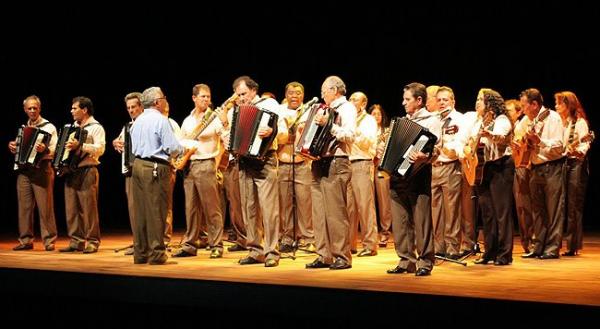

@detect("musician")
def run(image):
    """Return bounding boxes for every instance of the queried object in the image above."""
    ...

[232,76,288,268]
[516,88,565,259]
[305,75,356,270]
[555,91,591,256]
[277,81,315,253]
[112,92,144,256]
[426,85,440,112]
[369,104,392,247]
[348,91,378,257]
[468,89,514,266]
[430,86,464,259]
[173,84,226,259]
[59,96,106,254]
[506,99,534,253]
[130,87,184,265]
[385,82,441,276]
[8,95,58,251]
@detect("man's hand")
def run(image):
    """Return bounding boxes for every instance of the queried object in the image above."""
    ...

[66,139,80,151]
[314,112,329,126]
[113,138,124,153]
[408,150,429,163]
[35,143,47,153]
[258,126,273,138]
[8,141,17,154]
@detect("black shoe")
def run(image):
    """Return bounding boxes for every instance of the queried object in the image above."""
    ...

[45,244,55,251]
[12,244,33,251]
[562,250,578,257]
[357,248,377,257]
[149,254,168,265]
[474,258,492,265]
[171,249,195,257]
[265,259,279,267]
[415,268,431,276]
[305,258,330,269]
[538,253,559,260]
[83,245,98,254]
[209,248,223,259]
[329,258,351,270]
[238,256,261,265]
[227,244,247,252]
[521,252,538,258]
[59,246,83,252]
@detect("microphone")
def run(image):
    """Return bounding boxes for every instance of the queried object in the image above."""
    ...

[303,97,319,108]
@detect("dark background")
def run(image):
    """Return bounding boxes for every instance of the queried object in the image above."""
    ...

[2,2,599,235]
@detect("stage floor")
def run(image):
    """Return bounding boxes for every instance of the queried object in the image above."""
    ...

[1,231,599,308]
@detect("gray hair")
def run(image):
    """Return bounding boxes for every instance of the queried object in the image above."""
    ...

[23,95,41,107]
[141,87,163,108]
[323,76,346,96]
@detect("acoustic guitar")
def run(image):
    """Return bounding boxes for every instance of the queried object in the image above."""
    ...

[512,109,551,168]
[461,111,494,186]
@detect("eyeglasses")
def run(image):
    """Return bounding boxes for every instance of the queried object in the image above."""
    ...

[155,96,167,101]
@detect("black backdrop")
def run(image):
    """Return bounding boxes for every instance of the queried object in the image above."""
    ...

[2,2,599,234]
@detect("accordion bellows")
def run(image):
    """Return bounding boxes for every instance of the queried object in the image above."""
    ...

[228,104,278,158]
[14,126,51,169]
[378,117,437,179]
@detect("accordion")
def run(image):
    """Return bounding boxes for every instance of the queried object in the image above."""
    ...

[378,117,438,179]
[228,104,278,158]
[14,126,51,169]
[295,103,339,161]
[53,124,88,176]
[122,123,134,175]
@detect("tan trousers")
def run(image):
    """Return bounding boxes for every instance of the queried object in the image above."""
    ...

[125,176,135,231]
[431,161,462,255]
[181,159,223,254]
[132,159,170,263]
[239,153,280,262]
[349,160,378,251]
[460,175,478,253]
[513,167,533,252]
[64,166,100,249]
[224,160,246,248]
[278,161,314,246]
[16,160,57,247]
[163,170,176,243]
[311,157,352,264]
[374,170,392,240]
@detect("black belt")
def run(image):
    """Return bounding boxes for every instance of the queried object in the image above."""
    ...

[136,156,170,166]
[531,157,565,169]
[350,159,372,163]
[333,155,349,159]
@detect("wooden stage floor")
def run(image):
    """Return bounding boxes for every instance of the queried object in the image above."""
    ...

[1,231,599,324]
